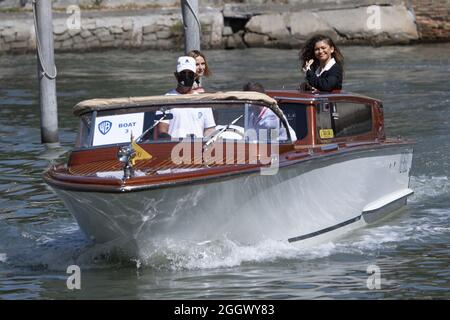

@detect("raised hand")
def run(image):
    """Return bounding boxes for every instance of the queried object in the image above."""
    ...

[302,59,314,72]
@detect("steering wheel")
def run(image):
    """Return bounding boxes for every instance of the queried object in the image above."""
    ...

[209,125,245,140]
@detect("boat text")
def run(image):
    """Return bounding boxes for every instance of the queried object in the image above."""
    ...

[174,303,275,317]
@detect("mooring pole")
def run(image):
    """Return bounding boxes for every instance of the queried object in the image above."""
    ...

[33,0,59,144]
[181,0,201,54]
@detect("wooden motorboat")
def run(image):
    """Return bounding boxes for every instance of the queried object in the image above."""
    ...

[44,90,414,255]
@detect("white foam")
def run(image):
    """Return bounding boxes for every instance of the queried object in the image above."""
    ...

[136,237,343,271]
[335,225,413,254]
[0,253,7,263]
[54,223,80,235]
[9,205,447,272]
[409,175,450,203]
[335,206,450,255]
[6,182,446,272]
[133,204,450,270]
[36,235,55,244]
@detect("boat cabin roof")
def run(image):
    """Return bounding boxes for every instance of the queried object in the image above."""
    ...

[73,91,278,116]
[266,90,382,104]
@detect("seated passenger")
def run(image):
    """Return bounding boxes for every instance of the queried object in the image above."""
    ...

[243,82,297,142]
[158,56,216,139]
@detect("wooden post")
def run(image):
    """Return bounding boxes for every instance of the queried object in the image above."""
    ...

[181,0,200,54]
[34,0,59,144]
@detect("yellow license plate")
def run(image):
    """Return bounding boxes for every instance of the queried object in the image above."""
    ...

[319,129,334,139]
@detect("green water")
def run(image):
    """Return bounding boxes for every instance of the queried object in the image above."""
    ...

[0,45,449,299]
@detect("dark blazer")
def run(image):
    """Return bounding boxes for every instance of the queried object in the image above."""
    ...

[306,62,343,92]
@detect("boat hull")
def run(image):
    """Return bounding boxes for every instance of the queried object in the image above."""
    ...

[51,145,413,255]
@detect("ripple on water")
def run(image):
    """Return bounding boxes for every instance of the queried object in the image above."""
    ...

[0,221,89,272]
[409,175,450,202]
[1,200,445,274]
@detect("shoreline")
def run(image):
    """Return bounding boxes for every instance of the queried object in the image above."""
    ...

[0,1,449,54]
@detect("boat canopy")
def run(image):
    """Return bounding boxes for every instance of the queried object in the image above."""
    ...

[73,91,278,116]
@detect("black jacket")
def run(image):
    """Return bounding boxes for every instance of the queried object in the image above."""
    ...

[306,62,343,92]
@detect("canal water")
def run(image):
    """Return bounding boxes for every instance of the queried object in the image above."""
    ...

[0,45,449,299]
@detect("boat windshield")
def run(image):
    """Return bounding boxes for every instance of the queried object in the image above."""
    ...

[75,102,296,148]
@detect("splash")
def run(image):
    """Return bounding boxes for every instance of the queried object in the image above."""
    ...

[133,237,341,271]
[4,206,448,272]
[409,175,450,203]
[334,206,449,256]
[334,225,413,254]
[2,174,447,272]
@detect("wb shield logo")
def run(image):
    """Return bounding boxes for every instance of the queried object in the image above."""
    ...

[98,121,112,135]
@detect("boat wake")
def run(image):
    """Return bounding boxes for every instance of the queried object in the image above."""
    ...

[1,175,448,272]
[142,238,312,269]
[1,208,447,272]
[408,175,450,203]
[127,175,449,270]
[135,205,448,271]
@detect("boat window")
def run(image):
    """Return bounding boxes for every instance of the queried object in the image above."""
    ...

[278,103,308,140]
[243,104,292,142]
[317,102,372,139]
[78,102,294,148]
[75,113,94,148]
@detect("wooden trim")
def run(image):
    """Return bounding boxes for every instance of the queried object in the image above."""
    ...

[46,140,414,193]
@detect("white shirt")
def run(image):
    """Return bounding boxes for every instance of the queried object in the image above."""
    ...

[160,89,216,138]
[315,57,336,77]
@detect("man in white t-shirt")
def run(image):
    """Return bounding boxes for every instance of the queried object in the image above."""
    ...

[157,56,216,139]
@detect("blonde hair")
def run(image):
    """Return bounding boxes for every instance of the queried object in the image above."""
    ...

[187,50,211,77]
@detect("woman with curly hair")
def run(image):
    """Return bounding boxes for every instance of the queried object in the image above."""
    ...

[187,50,212,93]
[299,35,344,92]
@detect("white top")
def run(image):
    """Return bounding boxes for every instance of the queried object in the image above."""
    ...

[160,89,216,138]
[315,57,336,77]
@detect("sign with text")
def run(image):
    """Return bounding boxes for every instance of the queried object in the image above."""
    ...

[93,113,144,146]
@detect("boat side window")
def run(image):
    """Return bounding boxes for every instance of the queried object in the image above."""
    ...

[213,104,245,129]
[80,103,302,147]
[210,104,246,141]
[140,111,157,141]
[278,103,308,140]
[317,101,372,139]
[75,113,94,148]
[210,103,291,143]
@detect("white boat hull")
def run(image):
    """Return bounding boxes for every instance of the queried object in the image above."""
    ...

[52,145,413,255]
